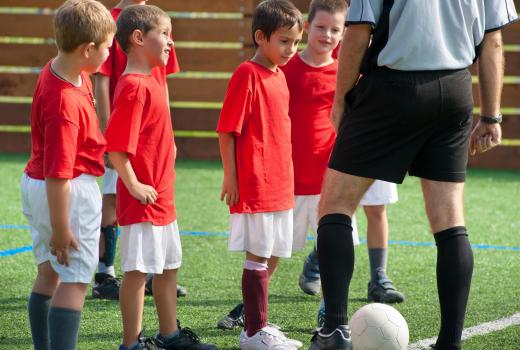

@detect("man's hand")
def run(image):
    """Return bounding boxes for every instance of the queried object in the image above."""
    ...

[50,229,79,266]
[129,182,158,205]
[469,121,502,155]
[220,175,239,207]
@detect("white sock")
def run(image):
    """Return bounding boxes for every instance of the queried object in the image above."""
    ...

[244,260,268,271]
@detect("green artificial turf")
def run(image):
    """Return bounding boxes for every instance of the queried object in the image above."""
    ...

[0,154,519,349]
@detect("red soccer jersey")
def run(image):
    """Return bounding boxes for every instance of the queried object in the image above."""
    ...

[105,74,176,226]
[217,61,294,214]
[98,8,180,108]
[281,54,337,195]
[25,61,106,180]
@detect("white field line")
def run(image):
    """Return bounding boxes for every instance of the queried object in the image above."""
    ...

[408,312,520,350]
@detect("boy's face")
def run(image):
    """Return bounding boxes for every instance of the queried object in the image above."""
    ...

[257,24,302,67]
[306,10,345,55]
[83,33,114,74]
[142,16,173,68]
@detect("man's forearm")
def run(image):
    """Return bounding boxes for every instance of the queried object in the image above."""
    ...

[334,24,372,106]
[46,178,70,235]
[478,30,504,116]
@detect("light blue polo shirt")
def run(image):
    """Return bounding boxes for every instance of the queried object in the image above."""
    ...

[348,0,519,70]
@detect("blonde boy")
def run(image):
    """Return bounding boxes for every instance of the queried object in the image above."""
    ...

[105,5,214,350]
[21,1,115,349]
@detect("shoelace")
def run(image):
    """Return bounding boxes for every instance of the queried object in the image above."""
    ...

[180,327,201,344]
[140,336,162,350]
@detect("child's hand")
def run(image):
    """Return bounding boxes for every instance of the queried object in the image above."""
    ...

[129,182,158,205]
[220,176,239,207]
[50,229,79,266]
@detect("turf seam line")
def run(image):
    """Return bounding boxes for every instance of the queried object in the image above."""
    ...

[408,312,520,349]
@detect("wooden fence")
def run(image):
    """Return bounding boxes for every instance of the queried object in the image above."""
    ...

[0,0,519,168]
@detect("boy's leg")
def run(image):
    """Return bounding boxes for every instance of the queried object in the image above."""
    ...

[153,269,178,337]
[48,283,88,350]
[364,205,405,303]
[422,179,473,350]
[119,271,147,347]
[29,261,59,350]
[243,252,270,336]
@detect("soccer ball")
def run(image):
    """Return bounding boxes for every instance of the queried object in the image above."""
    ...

[349,303,409,350]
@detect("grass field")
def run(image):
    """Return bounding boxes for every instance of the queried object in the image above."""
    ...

[0,153,519,349]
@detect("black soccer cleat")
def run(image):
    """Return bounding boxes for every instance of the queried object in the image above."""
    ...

[367,277,405,304]
[308,325,353,350]
[92,273,120,300]
[144,274,188,298]
[157,327,217,350]
[216,303,244,330]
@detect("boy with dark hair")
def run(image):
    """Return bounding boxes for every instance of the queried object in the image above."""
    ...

[105,5,214,350]
[93,0,186,300]
[21,1,115,349]
[217,1,303,349]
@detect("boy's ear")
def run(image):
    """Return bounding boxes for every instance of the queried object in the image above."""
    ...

[254,29,266,46]
[78,42,96,59]
[130,29,145,47]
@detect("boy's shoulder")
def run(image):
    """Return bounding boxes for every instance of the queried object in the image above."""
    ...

[114,74,152,102]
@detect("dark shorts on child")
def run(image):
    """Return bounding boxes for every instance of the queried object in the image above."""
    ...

[329,67,474,184]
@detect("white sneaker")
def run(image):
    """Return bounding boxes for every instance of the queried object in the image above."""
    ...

[239,325,301,350]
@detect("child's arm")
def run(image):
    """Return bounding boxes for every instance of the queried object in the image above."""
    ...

[218,132,239,206]
[46,178,79,266]
[108,152,158,205]
[94,74,111,132]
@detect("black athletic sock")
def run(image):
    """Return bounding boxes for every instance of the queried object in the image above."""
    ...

[368,248,388,283]
[434,226,473,350]
[48,307,81,350]
[100,225,118,267]
[317,213,354,331]
[28,292,51,350]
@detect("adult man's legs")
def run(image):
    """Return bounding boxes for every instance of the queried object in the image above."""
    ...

[309,169,373,349]
[422,179,473,350]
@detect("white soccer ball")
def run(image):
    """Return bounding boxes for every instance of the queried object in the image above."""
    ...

[349,303,409,350]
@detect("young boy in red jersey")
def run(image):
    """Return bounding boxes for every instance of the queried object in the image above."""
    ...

[105,5,215,350]
[217,1,303,349]
[21,1,115,349]
[93,0,186,300]
[281,0,404,330]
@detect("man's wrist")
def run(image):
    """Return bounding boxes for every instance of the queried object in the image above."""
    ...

[480,114,502,124]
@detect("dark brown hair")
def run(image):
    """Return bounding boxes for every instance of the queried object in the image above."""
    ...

[252,0,303,47]
[116,4,170,53]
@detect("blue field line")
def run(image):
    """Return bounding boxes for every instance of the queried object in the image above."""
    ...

[1,227,520,258]
[0,245,32,257]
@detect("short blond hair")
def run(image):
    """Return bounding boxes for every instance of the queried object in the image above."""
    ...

[54,0,116,52]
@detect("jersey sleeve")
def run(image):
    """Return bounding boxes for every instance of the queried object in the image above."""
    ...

[216,66,253,136]
[484,0,519,32]
[43,102,80,179]
[105,81,145,156]
[165,39,181,75]
[347,0,383,27]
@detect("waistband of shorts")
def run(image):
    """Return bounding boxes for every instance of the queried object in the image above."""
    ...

[72,174,97,182]
[368,66,469,78]
[23,173,97,182]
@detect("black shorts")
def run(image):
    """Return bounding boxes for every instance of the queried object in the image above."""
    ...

[329,68,474,184]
